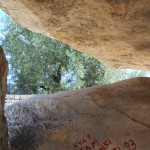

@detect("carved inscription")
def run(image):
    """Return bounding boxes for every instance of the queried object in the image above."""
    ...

[73,134,137,150]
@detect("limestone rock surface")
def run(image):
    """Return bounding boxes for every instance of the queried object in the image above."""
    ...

[0,47,8,150]
[5,77,150,150]
[0,0,150,70]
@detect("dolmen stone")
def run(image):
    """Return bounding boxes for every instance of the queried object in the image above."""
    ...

[5,77,150,150]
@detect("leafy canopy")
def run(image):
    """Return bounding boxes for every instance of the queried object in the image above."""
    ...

[3,20,107,94]
[2,16,149,94]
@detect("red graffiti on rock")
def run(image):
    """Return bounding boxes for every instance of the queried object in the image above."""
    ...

[73,134,137,150]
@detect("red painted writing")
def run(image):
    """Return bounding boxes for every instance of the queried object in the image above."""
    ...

[73,134,137,150]
[73,134,113,150]
[124,140,136,150]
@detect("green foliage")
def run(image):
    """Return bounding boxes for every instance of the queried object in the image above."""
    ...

[2,17,149,95]
[98,69,124,85]
[3,20,107,94]
[118,69,150,80]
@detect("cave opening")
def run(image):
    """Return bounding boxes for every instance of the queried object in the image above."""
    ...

[0,9,149,98]
[0,1,150,149]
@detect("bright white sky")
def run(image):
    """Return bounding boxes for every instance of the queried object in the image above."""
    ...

[0,9,6,40]
[0,9,5,26]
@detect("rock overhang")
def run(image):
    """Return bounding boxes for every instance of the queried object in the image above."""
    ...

[0,0,150,70]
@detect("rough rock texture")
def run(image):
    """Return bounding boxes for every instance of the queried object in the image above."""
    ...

[0,1,150,149]
[0,47,8,150]
[5,77,150,150]
[0,0,150,70]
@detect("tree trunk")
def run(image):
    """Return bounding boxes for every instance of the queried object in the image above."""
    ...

[0,47,8,150]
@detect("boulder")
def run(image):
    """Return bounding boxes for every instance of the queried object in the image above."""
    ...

[5,77,150,150]
[0,47,8,150]
[0,0,150,70]
[0,1,150,149]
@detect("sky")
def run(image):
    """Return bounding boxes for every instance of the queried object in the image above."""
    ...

[0,9,6,26]
[0,9,5,23]
[0,9,6,40]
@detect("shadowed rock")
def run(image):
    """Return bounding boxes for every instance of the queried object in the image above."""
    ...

[0,47,8,150]
[5,77,150,150]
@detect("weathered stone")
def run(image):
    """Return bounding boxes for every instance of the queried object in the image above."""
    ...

[0,47,8,150]
[5,77,150,150]
[0,1,150,149]
[0,0,150,70]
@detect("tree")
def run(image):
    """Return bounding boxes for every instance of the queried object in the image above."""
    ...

[3,20,107,94]
[120,69,150,79]
[3,16,149,95]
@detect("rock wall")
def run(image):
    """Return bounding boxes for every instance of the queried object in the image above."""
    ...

[0,47,8,150]
[0,1,150,149]
[0,0,150,70]
[5,77,150,150]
